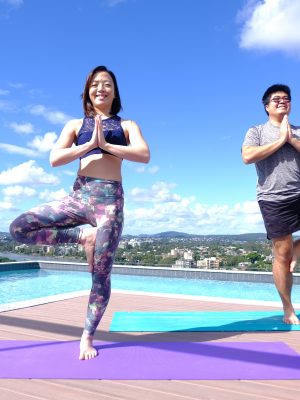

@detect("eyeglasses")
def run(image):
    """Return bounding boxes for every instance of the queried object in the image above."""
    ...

[270,96,291,104]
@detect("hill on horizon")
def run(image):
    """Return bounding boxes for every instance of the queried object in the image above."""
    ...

[1,230,269,242]
[123,231,267,241]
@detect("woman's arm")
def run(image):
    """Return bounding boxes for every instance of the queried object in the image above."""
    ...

[97,117,150,163]
[49,119,98,167]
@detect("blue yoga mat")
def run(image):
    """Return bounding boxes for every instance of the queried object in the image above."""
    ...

[110,311,300,332]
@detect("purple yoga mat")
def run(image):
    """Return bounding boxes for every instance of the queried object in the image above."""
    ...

[1,340,300,380]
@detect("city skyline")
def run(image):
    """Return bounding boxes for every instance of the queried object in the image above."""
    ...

[1,0,300,235]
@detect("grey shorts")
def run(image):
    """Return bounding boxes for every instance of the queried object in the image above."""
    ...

[258,196,300,239]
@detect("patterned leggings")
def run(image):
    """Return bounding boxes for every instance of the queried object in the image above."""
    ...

[9,175,124,336]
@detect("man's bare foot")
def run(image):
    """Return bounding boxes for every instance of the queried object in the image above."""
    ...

[283,308,300,324]
[79,333,98,360]
[80,227,97,272]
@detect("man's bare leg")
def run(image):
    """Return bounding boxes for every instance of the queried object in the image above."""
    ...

[272,235,299,324]
[79,227,97,272]
[79,332,98,360]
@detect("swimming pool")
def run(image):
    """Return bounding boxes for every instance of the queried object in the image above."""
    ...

[1,268,299,305]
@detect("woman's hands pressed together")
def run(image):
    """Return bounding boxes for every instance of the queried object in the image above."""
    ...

[94,114,107,150]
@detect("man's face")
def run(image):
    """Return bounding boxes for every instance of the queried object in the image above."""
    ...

[265,91,291,117]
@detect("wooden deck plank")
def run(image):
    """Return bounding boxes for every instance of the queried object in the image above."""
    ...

[1,291,300,400]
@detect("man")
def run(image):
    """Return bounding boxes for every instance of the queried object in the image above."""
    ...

[242,84,300,324]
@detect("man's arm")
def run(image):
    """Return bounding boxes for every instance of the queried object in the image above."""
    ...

[242,116,289,164]
[242,139,286,164]
[288,123,300,152]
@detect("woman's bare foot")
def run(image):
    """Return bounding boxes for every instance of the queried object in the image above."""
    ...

[80,227,97,272]
[79,333,98,360]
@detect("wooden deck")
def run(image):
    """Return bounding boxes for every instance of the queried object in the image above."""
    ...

[1,291,300,400]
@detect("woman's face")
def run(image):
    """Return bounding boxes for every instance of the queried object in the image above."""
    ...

[89,71,115,112]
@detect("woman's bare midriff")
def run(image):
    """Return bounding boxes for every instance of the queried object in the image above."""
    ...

[78,153,123,181]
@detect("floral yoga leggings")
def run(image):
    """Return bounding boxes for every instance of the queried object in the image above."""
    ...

[9,175,124,336]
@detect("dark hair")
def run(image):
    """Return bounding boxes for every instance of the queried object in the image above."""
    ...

[262,84,291,115]
[81,66,122,117]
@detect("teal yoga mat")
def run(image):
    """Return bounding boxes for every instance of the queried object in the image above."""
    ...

[110,311,300,332]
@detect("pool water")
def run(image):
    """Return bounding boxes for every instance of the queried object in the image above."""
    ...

[1,268,298,305]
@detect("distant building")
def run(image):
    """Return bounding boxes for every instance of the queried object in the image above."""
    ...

[172,259,193,269]
[197,257,220,269]
[170,248,185,257]
[118,240,126,249]
[15,244,29,251]
[183,250,194,260]
[264,255,273,263]
[128,239,140,247]
[238,261,251,270]
[43,245,54,254]
[170,248,180,257]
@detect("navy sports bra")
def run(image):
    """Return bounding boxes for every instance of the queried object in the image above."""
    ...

[76,115,128,159]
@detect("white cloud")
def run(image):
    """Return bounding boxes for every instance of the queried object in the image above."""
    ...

[148,165,159,174]
[124,199,264,235]
[234,201,260,214]
[0,160,59,185]
[239,0,300,55]
[129,182,181,203]
[9,122,34,134]
[103,0,126,7]
[135,166,146,173]
[29,104,73,125]
[62,170,76,176]
[28,88,43,97]
[39,188,68,201]
[131,164,160,174]
[28,132,58,153]
[2,185,37,199]
[8,82,23,89]
[0,131,57,157]
[0,143,39,157]
[124,182,264,235]
[0,201,14,210]
[0,89,9,95]
[0,0,23,6]
[0,100,15,111]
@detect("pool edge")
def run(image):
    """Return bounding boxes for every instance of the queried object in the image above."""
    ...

[1,288,297,313]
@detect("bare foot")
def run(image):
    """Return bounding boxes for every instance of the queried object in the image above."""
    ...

[80,227,97,272]
[79,333,98,360]
[283,308,300,325]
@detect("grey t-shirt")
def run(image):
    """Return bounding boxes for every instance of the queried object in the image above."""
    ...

[243,121,300,201]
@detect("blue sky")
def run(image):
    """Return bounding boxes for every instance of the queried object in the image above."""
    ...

[1,0,300,235]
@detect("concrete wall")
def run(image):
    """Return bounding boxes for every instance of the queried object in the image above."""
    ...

[2,260,300,284]
[112,264,300,284]
[0,261,39,271]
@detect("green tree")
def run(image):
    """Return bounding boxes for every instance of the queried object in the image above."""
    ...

[246,252,262,264]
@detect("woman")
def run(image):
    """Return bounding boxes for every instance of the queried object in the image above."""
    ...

[9,66,150,360]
